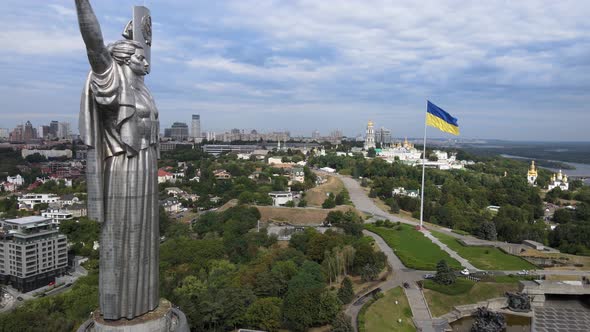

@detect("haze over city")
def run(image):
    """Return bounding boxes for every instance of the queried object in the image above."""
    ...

[1,0,589,140]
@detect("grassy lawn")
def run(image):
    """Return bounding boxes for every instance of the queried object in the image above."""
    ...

[430,231,537,270]
[361,287,415,332]
[423,278,475,295]
[365,224,462,270]
[423,281,519,317]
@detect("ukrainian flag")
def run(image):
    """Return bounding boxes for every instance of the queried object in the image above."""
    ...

[426,101,459,135]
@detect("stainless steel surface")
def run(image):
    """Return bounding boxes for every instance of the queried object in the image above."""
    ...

[76,0,159,321]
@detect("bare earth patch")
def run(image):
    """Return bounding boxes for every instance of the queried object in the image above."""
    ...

[256,205,358,225]
[306,176,345,206]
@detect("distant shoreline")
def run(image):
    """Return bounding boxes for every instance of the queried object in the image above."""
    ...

[500,154,576,170]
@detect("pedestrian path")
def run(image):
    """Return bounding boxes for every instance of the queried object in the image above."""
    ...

[338,174,479,271]
[422,229,479,271]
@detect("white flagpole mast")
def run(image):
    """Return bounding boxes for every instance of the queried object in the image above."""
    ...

[419,107,427,229]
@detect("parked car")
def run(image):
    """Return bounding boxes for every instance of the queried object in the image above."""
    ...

[16,296,23,301]
[460,269,470,276]
[423,273,435,279]
[517,270,529,275]
[48,281,55,286]
[403,281,410,289]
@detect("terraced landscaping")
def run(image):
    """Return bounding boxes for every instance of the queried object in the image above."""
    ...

[430,231,537,271]
[365,224,462,270]
[423,279,519,317]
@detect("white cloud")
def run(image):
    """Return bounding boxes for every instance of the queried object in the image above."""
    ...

[0,27,82,55]
[48,4,76,18]
[186,55,342,81]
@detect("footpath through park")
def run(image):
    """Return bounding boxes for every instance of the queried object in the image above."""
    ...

[337,175,478,271]
[345,230,441,332]
[334,173,453,331]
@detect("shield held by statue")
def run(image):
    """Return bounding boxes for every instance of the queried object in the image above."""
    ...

[123,6,152,70]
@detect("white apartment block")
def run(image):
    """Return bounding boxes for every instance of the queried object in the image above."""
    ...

[0,216,68,292]
[18,193,59,209]
[41,209,74,224]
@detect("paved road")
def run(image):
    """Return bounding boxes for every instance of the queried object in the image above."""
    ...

[345,230,441,332]
[331,172,590,331]
[0,264,88,313]
[338,175,478,271]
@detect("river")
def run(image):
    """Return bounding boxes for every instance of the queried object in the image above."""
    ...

[501,154,590,185]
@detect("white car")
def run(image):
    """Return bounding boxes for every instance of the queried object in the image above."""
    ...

[517,270,529,276]
[460,269,470,276]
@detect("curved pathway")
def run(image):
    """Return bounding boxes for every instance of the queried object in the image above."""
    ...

[330,172,590,331]
[338,174,477,271]
[345,230,438,332]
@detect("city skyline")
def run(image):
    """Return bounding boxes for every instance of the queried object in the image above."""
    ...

[1,1,589,141]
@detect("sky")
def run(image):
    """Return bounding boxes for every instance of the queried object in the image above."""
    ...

[0,0,589,141]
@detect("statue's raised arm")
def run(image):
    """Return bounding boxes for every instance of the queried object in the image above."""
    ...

[75,0,112,74]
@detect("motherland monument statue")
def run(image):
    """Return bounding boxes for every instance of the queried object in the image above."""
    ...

[74,1,187,330]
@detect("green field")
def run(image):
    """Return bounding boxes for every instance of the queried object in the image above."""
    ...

[361,287,415,332]
[430,231,537,270]
[422,278,475,295]
[423,280,519,317]
[365,224,462,270]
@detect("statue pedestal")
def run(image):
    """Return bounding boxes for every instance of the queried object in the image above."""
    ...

[78,299,189,332]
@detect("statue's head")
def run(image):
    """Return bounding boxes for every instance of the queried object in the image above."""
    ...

[108,40,149,75]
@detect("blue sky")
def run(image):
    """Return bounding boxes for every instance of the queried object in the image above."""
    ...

[1,0,589,140]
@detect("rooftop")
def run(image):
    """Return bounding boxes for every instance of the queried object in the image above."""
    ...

[4,216,51,225]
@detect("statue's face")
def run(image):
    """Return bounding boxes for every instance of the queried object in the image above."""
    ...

[127,49,149,75]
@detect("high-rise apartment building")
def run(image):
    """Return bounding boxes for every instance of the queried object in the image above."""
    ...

[50,121,59,138]
[206,132,216,141]
[375,127,392,144]
[191,114,201,141]
[23,121,37,141]
[0,128,9,139]
[57,122,71,139]
[0,216,68,292]
[165,122,189,141]
[9,125,24,142]
[364,120,375,150]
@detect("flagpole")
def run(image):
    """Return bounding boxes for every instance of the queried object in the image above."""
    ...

[419,107,427,229]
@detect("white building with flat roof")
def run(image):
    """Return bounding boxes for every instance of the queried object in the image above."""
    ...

[41,209,74,224]
[269,191,293,206]
[18,193,59,209]
[0,216,68,292]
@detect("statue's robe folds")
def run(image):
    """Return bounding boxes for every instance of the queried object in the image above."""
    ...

[80,61,160,320]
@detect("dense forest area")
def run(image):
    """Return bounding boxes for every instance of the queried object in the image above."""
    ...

[0,206,377,331]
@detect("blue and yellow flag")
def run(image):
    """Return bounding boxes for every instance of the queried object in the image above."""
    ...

[426,101,459,135]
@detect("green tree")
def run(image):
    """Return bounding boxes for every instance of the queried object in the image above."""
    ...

[434,259,456,285]
[335,192,346,205]
[331,312,354,332]
[25,153,47,163]
[337,277,354,304]
[476,220,497,241]
[322,193,336,209]
[389,199,400,213]
[244,297,283,332]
